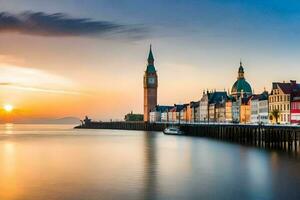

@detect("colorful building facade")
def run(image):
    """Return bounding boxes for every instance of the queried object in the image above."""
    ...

[268,81,300,124]
[199,92,209,122]
[291,97,300,124]
[250,92,269,124]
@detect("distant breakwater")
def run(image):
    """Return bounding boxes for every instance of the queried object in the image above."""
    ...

[75,121,166,131]
[75,122,300,152]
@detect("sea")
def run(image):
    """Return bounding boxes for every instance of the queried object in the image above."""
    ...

[0,124,299,200]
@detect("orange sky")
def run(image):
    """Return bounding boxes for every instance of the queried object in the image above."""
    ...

[1,1,300,122]
[0,33,298,122]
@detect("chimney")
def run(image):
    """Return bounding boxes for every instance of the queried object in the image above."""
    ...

[290,80,296,85]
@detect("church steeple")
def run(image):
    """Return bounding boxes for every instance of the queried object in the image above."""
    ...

[147,44,154,65]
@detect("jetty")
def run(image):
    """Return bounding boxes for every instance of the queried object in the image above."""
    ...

[75,121,300,151]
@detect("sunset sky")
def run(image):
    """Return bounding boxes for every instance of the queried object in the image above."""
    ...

[1,0,300,122]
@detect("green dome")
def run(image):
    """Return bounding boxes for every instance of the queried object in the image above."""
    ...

[231,78,252,95]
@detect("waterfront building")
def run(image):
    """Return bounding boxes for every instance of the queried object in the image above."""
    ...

[209,103,216,122]
[149,105,173,122]
[144,45,158,122]
[186,103,192,122]
[225,96,235,123]
[125,112,144,122]
[180,104,190,123]
[250,91,269,124]
[215,101,226,122]
[291,96,300,124]
[259,92,269,124]
[190,101,200,122]
[250,95,259,124]
[161,110,170,122]
[269,80,300,124]
[199,91,210,122]
[208,91,227,122]
[240,96,252,124]
[149,110,160,122]
[168,104,185,123]
[168,108,174,122]
[231,61,252,99]
[232,100,240,123]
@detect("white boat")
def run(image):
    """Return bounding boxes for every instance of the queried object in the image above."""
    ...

[163,127,184,135]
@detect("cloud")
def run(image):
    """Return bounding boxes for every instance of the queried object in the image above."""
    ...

[0,11,146,38]
[0,64,85,95]
[0,54,25,65]
[0,82,83,95]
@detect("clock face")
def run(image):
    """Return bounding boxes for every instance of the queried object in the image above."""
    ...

[148,77,155,84]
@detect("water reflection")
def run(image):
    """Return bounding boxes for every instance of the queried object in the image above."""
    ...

[4,123,13,134]
[0,142,19,199]
[0,125,299,200]
[143,132,158,200]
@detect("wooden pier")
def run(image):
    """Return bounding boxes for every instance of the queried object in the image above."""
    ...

[181,124,300,152]
[75,122,300,152]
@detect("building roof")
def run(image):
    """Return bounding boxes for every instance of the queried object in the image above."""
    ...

[148,45,154,63]
[259,91,268,100]
[250,94,261,101]
[272,80,300,95]
[238,63,244,74]
[146,45,156,73]
[190,101,200,108]
[170,104,186,112]
[231,79,252,94]
[226,95,236,102]
[151,105,173,112]
[209,91,227,104]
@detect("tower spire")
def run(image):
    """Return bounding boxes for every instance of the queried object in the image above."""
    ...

[238,60,244,79]
[148,44,154,65]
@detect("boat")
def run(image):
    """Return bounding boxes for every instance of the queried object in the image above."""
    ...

[163,127,184,135]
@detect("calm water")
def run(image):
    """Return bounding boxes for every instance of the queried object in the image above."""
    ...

[0,124,300,200]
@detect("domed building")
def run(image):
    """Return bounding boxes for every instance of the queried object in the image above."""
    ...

[231,62,252,99]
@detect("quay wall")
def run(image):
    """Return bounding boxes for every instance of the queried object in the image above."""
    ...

[75,122,300,151]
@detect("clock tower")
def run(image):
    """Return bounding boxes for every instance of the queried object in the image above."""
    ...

[144,45,158,122]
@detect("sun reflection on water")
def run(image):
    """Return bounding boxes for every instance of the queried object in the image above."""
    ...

[0,141,20,199]
[4,123,14,134]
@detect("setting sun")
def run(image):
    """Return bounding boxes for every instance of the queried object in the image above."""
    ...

[3,104,14,112]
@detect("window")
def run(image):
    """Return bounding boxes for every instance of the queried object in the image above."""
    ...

[287,104,290,110]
